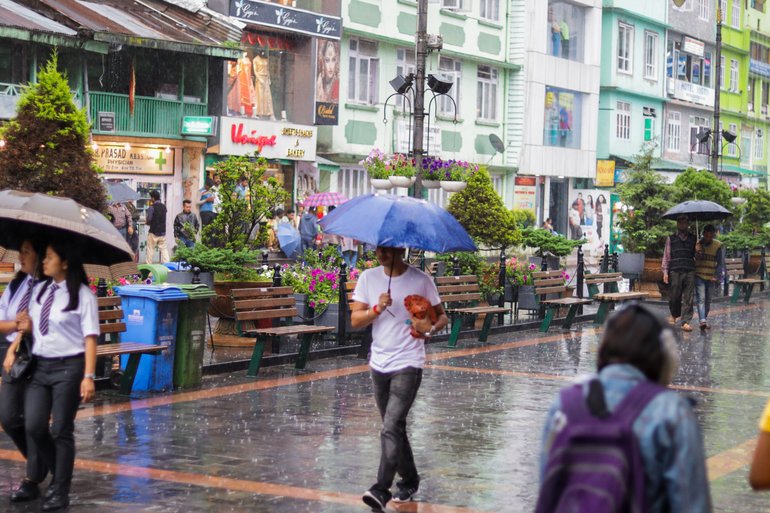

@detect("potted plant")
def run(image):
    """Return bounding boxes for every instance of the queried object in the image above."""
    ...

[360,148,394,190]
[387,153,416,188]
[521,228,583,269]
[439,159,477,192]
[505,258,539,310]
[419,156,443,189]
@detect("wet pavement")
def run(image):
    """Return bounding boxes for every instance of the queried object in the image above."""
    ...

[3,298,770,512]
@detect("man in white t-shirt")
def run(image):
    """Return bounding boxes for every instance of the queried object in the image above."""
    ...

[351,247,449,510]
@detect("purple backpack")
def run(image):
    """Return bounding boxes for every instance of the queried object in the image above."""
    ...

[535,379,665,513]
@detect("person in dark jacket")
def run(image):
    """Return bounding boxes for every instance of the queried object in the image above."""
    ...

[299,206,319,255]
[145,190,169,264]
[173,199,200,249]
[661,215,697,332]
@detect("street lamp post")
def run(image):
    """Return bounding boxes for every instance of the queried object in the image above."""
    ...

[413,0,429,198]
[711,7,723,175]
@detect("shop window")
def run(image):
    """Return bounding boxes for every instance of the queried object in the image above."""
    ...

[547,1,587,62]
[476,65,498,121]
[728,123,738,156]
[616,101,631,140]
[690,116,710,154]
[666,111,681,152]
[437,56,461,116]
[756,129,764,159]
[395,48,415,111]
[480,0,499,21]
[617,22,633,74]
[668,41,713,89]
[348,38,379,105]
[543,86,583,149]
[644,31,658,81]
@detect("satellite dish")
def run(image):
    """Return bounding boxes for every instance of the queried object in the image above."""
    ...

[489,133,506,154]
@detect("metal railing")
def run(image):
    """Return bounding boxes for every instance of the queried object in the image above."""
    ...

[89,91,207,137]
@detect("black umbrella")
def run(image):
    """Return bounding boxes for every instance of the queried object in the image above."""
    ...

[104,181,140,204]
[0,190,137,279]
[662,200,733,222]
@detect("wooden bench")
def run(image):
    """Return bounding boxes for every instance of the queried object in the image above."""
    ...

[232,286,335,377]
[533,271,592,332]
[585,272,649,325]
[96,296,169,395]
[435,275,508,348]
[726,258,763,304]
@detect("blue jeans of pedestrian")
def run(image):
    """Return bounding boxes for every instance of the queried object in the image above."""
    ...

[179,236,195,248]
[370,367,422,494]
[342,250,358,270]
[695,276,714,324]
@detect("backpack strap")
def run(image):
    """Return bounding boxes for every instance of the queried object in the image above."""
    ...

[612,380,666,426]
[559,383,592,424]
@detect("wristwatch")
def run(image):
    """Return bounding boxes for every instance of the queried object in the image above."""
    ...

[84,373,96,380]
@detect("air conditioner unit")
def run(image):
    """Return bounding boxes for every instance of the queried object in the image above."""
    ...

[442,0,461,9]
[643,107,657,117]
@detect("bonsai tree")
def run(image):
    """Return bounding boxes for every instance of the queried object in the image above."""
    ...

[202,153,290,250]
[615,144,676,257]
[512,208,536,229]
[173,244,267,282]
[521,228,583,257]
[447,167,521,249]
[0,53,106,211]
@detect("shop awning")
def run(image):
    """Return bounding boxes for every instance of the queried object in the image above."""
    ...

[31,0,243,58]
[719,163,767,176]
[316,156,340,172]
[652,159,691,171]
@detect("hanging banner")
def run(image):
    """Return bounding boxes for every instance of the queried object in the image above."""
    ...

[230,0,342,39]
[595,159,616,187]
[314,39,339,125]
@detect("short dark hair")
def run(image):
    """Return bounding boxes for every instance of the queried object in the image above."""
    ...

[287,209,295,215]
[597,304,669,382]
[150,190,161,201]
[182,199,192,206]
[703,224,716,234]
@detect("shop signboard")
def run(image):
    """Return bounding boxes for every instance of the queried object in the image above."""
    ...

[98,112,115,133]
[513,176,536,211]
[595,159,615,187]
[95,145,175,175]
[230,0,342,39]
[181,116,216,136]
[682,37,705,58]
[314,40,339,125]
[395,120,441,155]
[218,116,317,161]
[567,189,611,257]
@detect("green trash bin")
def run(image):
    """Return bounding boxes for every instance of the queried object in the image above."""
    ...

[173,284,216,389]
[137,264,169,284]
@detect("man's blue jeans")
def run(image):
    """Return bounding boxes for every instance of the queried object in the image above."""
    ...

[370,367,422,494]
[695,276,713,324]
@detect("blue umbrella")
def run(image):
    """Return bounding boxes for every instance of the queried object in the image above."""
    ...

[276,223,301,259]
[318,193,476,253]
[105,181,140,204]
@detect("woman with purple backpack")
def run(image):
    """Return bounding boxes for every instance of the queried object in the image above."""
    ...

[536,304,712,513]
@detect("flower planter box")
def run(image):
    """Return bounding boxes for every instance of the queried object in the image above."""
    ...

[389,176,415,187]
[370,178,393,190]
[422,180,440,189]
[440,181,467,192]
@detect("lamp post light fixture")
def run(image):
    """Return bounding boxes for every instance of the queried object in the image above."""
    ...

[381,0,457,198]
[711,5,724,176]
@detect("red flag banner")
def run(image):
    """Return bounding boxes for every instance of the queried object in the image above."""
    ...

[129,57,135,116]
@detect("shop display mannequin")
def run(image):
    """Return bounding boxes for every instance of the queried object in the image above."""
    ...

[253,50,275,119]
[237,52,257,117]
[226,60,241,115]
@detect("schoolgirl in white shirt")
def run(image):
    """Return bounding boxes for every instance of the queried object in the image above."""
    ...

[17,240,99,511]
[0,238,48,502]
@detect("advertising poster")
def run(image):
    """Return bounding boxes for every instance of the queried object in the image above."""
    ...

[543,86,577,148]
[314,39,340,125]
[567,189,611,257]
[513,176,537,211]
[595,159,615,187]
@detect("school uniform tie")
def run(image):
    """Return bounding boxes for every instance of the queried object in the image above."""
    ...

[39,284,59,336]
[17,281,35,312]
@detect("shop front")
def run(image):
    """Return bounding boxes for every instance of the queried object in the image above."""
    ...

[210,116,318,205]
[93,136,206,262]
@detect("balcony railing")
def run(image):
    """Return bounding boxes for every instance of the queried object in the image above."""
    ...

[0,81,82,118]
[89,91,207,138]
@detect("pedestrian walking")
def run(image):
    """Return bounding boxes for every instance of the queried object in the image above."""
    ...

[173,199,200,249]
[536,303,711,513]
[662,214,697,331]
[16,240,99,511]
[299,206,319,255]
[340,236,358,269]
[0,238,48,503]
[350,246,449,511]
[125,201,140,262]
[694,224,724,331]
[145,190,170,264]
[106,201,133,242]
[198,178,217,227]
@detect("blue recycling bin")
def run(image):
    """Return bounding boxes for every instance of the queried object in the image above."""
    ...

[115,285,189,392]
